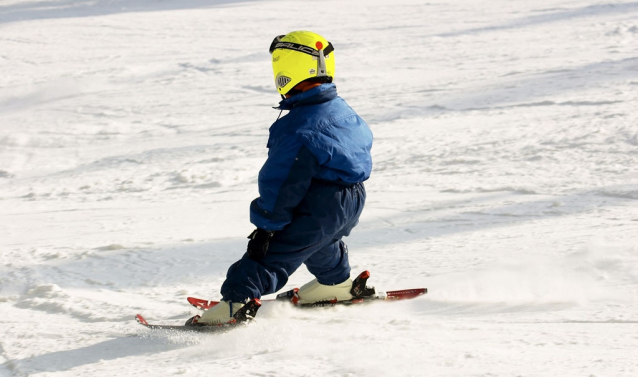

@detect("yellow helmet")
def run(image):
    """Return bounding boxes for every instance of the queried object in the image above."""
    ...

[269,31,335,95]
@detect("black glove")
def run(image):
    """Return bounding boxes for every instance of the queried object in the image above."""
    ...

[247,228,275,261]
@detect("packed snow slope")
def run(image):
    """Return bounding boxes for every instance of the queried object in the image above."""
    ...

[1,0,638,376]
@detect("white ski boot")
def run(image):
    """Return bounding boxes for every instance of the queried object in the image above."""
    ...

[275,271,377,305]
[194,300,245,325]
[295,278,354,305]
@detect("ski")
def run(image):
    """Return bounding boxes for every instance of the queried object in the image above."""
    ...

[135,299,261,332]
[188,288,426,310]
[135,314,239,333]
[136,271,426,332]
[187,271,427,310]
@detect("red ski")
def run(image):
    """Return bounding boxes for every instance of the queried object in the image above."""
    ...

[187,271,427,310]
[135,299,261,332]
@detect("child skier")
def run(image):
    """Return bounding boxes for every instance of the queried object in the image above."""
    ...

[195,30,373,324]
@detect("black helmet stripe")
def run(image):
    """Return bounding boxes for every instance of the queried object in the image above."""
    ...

[269,38,334,57]
[268,35,285,54]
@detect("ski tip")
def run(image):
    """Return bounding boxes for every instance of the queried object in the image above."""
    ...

[187,296,203,309]
[135,314,149,325]
[187,297,219,310]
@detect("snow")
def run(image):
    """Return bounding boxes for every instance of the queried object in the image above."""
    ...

[1,0,637,375]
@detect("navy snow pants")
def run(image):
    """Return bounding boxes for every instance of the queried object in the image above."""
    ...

[221,180,366,302]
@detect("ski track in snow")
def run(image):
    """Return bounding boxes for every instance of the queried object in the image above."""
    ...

[1,0,638,376]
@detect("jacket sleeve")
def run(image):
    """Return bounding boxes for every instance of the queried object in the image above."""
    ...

[250,138,321,231]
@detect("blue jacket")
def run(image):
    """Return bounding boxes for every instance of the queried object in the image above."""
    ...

[250,83,373,231]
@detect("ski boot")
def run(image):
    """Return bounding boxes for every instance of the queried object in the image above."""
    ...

[276,270,377,305]
[185,299,261,326]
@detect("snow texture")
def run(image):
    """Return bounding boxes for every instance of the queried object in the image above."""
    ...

[1,0,637,376]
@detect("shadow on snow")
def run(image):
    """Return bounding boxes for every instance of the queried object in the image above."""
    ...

[13,336,186,374]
